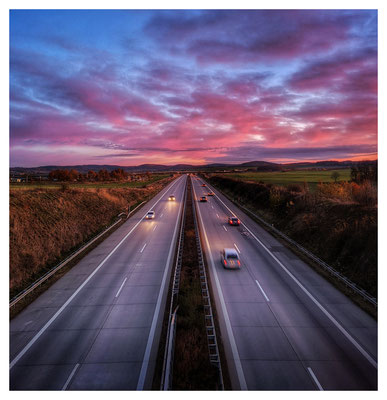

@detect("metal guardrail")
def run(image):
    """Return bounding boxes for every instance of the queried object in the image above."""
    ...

[161,178,188,390]
[207,180,377,308]
[10,200,147,308]
[162,306,179,390]
[191,178,224,390]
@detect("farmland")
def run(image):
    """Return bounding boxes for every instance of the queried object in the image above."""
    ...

[221,169,351,190]
[10,173,170,190]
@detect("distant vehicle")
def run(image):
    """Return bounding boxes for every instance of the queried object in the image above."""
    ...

[201,184,206,187]
[208,192,215,196]
[145,211,155,219]
[200,196,208,202]
[228,217,240,226]
[168,195,176,201]
[221,248,241,269]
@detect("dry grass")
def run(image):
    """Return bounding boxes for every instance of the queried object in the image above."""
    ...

[9,176,175,297]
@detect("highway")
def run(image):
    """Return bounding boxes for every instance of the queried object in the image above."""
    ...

[192,177,377,390]
[10,174,187,390]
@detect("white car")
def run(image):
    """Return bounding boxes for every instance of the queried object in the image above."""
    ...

[221,248,241,269]
[145,211,155,219]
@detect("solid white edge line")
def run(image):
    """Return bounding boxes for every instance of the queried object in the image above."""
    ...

[10,176,183,370]
[234,243,241,254]
[115,277,128,298]
[209,182,378,370]
[140,243,147,253]
[192,181,248,390]
[307,367,324,391]
[136,176,186,390]
[255,279,270,302]
[61,363,80,390]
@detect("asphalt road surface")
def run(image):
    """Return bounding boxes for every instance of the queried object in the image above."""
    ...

[10,174,187,390]
[192,177,377,390]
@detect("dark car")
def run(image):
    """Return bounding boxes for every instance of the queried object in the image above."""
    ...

[200,196,208,202]
[228,217,240,226]
[201,184,206,187]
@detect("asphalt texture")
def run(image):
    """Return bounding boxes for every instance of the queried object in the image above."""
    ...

[192,177,377,391]
[10,175,187,390]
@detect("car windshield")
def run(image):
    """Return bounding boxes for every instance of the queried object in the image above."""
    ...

[232,218,238,222]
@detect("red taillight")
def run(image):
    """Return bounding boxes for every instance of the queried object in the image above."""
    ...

[237,220,240,224]
[223,260,227,266]
[237,260,240,266]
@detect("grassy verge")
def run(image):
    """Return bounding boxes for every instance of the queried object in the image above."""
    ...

[172,178,220,390]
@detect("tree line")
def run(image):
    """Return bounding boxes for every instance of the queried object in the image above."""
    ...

[350,161,377,184]
[48,168,152,182]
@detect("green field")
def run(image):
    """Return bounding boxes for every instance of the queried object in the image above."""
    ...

[222,169,351,190]
[10,174,170,190]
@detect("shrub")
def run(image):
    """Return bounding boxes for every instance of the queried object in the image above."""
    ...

[352,181,377,206]
[287,184,303,193]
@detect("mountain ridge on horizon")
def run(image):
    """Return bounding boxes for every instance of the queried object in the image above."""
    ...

[10,159,377,174]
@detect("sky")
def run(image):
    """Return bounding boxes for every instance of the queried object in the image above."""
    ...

[9,9,377,167]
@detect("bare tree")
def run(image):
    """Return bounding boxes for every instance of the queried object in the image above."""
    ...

[331,171,340,183]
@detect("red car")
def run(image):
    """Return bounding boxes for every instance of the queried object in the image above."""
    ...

[201,184,206,187]
[207,192,215,196]
[228,217,240,226]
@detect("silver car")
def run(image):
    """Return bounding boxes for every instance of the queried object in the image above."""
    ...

[221,248,241,269]
[145,211,155,219]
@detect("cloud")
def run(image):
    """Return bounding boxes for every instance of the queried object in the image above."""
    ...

[10,10,377,166]
[145,10,375,65]
[288,48,377,91]
[205,143,377,163]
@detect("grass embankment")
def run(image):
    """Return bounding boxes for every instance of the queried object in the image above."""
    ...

[222,169,351,191]
[172,178,220,390]
[10,175,175,299]
[207,175,377,299]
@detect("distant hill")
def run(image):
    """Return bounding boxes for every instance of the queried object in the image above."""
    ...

[10,159,376,176]
[239,161,279,167]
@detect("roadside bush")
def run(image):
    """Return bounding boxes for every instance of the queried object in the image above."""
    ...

[352,181,377,206]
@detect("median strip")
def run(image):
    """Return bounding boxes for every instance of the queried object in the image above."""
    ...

[161,176,225,390]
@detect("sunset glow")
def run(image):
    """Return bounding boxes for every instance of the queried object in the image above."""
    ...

[10,10,377,167]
